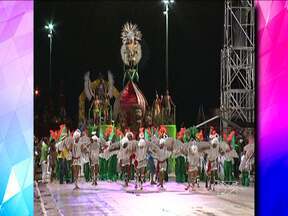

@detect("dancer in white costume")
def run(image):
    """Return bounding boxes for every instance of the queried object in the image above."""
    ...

[135,128,148,190]
[239,135,254,186]
[153,136,171,190]
[71,130,83,190]
[185,144,200,191]
[90,132,101,186]
[206,130,220,191]
[117,132,134,187]
[80,131,91,182]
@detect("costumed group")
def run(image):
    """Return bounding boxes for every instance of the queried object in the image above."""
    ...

[36,22,254,193]
[37,124,254,192]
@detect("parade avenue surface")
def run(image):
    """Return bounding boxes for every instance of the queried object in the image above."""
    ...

[35,180,254,216]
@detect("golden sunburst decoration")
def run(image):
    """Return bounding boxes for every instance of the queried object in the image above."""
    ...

[120,22,142,67]
[121,22,142,44]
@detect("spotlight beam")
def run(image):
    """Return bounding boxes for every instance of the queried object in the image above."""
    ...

[44,21,55,91]
[162,0,175,91]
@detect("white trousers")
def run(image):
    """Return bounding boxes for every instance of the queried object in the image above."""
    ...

[41,161,47,182]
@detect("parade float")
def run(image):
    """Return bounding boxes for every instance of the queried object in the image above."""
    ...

[79,22,177,138]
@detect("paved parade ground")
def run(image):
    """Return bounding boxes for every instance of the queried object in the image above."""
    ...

[35,180,254,216]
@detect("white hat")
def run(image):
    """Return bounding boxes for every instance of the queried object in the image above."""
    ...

[191,145,198,154]
[210,136,219,146]
[139,132,144,139]
[138,139,146,148]
[106,141,111,147]
[159,138,166,145]
[120,137,129,147]
[92,135,98,141]
[125,131,133,138]
[73,129,81,139]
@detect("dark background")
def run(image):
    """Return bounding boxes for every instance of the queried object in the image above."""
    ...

[34,0,224,131]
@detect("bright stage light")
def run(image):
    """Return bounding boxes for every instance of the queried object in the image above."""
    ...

[162,0,174,5]
[48,23,54,31]
[45,22,54,32]
[35,89,40,96]
[44,20,56,91]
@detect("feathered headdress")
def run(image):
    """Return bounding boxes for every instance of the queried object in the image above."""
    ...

[116,128,124,138]
[139,127,145,139]
[104,126,114,139]
[196,129,204,141]
[50,129,59,142]
[177,127,186,141]
[158,125,167,137]
[121,22,142,44]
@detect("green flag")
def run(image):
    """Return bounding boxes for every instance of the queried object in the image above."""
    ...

[58,124,67,142]
[231,134,236,150]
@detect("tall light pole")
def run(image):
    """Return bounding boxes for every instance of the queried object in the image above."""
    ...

[44,22,54,91]
[162,0,174,91]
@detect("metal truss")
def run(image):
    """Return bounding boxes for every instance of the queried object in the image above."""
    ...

[220,0,255,125]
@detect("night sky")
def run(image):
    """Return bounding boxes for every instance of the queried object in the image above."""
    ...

[35,0,224,128]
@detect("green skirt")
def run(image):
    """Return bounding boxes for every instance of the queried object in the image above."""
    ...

[108,155,118,181]
[99,158,109,180]
[175,156,186,183]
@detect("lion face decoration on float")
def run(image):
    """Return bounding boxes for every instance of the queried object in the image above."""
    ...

[121,22,142,67]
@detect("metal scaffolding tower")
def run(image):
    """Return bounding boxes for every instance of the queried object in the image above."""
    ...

[220,0,255,126]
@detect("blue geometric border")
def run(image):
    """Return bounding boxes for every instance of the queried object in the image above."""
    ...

[0,1,33,215]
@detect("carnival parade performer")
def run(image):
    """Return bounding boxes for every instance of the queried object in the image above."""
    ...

[93,94,101,124]
[118,131,134,187]
[40,137,49,183]
[98,127,109,180]
[48,139,57,182]
[80,130,92,182]
[55,137,69,184]
[39,120,254,195]
[64,132,73,183]
[223,130,235,184]
[206,127,220,191]
[239,135,254,186]
[107,127,118,181]
[53,126,72,184]
[145,127,157,185]
[90,132,101,185]
[135,128,149,190]
[185,144,200,191]
[71,129,83,190]
[153,134,171,190]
